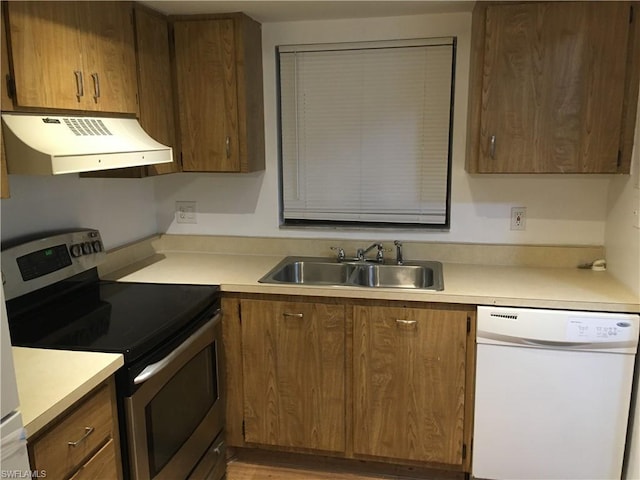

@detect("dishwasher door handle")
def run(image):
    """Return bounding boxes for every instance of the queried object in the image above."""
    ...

[521,338,590,348]
[478,331,595,349]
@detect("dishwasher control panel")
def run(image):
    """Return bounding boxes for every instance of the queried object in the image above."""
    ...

[477,306,639,353]
[566,315,635,342]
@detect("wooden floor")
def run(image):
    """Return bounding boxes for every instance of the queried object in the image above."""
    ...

[228,461,407,479]
[226,451,465,480]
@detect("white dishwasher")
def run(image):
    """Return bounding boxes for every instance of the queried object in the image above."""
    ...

[472,306,639,480]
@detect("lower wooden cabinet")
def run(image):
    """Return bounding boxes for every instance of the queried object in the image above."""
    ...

[69,439,117,480]
[240,299,346,452]
[353,306,468,464]
[224,295,475,473]
[28,379,121,480]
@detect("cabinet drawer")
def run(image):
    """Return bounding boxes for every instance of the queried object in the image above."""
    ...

[30,385,113,479]
[188,432,225,480]
[69,439,118,480]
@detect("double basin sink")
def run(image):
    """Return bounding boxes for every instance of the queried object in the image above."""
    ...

[259,256,444,291]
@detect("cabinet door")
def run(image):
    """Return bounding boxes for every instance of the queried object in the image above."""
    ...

[477,2,631,173]
[30,384,115,480]
[134,5,178,175]
[80,1,137,114]
[68,439,118,480]
[6,1,84,110]
[1,4,13,112]
[241,299,346,452]
[2,4,11,198]
[353,306,467,465]
[6,1,137,113]
[174,19,240,172]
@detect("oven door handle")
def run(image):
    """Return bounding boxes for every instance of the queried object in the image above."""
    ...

[134,311,221,385]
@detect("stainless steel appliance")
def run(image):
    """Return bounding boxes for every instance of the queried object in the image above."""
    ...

[2,229,225,480]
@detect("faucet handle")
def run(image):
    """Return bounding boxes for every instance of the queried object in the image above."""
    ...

[330,246,345,261]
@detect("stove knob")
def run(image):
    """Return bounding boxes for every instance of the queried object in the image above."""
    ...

[92,241,103,253]
[70,244,83,257]
[82,242,93,255]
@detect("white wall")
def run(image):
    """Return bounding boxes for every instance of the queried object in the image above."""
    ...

[154,12,611,246]
[605,103,640,295]
[0,175,158,249]
[608,94,640,480]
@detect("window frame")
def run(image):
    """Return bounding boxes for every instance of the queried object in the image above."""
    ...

[276,37,457,230]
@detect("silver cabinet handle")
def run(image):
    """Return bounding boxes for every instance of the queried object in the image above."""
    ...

[134,312,221,385]
[91,73,100,101]
[212,439,225,455]
[225,136,231,159]
[68,426,94,447]
[396,319,417,327]
[74,71,84,100]
[283,312,304,319]
[490,135,496,159]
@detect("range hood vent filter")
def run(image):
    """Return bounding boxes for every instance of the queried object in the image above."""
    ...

[63,118,113,136]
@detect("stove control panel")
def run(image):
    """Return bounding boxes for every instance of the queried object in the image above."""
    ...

[69,231,103,258]
[1,229,106,300]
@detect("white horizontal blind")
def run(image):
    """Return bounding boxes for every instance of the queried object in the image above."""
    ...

[279,38,455,225]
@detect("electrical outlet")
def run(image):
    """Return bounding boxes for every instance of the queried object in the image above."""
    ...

[510,207,526,231]
[176,201,197,224]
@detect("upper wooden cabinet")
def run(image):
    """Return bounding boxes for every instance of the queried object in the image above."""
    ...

[466,1,640,174]
[79,4,179,179]
[1,3,11,198]
[5,1,138,114]
[172,14,265,172]
[135,4,178,176]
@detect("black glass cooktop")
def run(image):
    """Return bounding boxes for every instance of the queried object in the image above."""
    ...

[6,277,220,363]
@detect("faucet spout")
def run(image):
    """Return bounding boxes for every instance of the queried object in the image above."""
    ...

[394,240,404,265]
[356,243,383,262]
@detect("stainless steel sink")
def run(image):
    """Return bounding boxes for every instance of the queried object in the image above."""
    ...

[259,256,444,291]
[267,260,353,285]
[354,263,439,289]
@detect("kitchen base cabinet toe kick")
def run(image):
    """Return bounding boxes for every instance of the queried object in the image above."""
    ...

[222,294,476,476]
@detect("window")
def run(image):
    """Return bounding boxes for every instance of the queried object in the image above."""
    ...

[278,37,456,228]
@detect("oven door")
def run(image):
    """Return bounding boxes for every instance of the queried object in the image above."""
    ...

[125,312,224,480]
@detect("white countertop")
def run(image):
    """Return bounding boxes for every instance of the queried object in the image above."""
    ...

[13,347,123,439]
[106,251,640,313]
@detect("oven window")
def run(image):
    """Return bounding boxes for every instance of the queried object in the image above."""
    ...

[145,342,219,476]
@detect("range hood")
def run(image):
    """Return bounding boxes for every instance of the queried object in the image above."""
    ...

[1,113,173,175]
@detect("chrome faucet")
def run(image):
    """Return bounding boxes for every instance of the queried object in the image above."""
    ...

[356,243,384,263]
[394,240,404,265]
[330,246,346,261]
